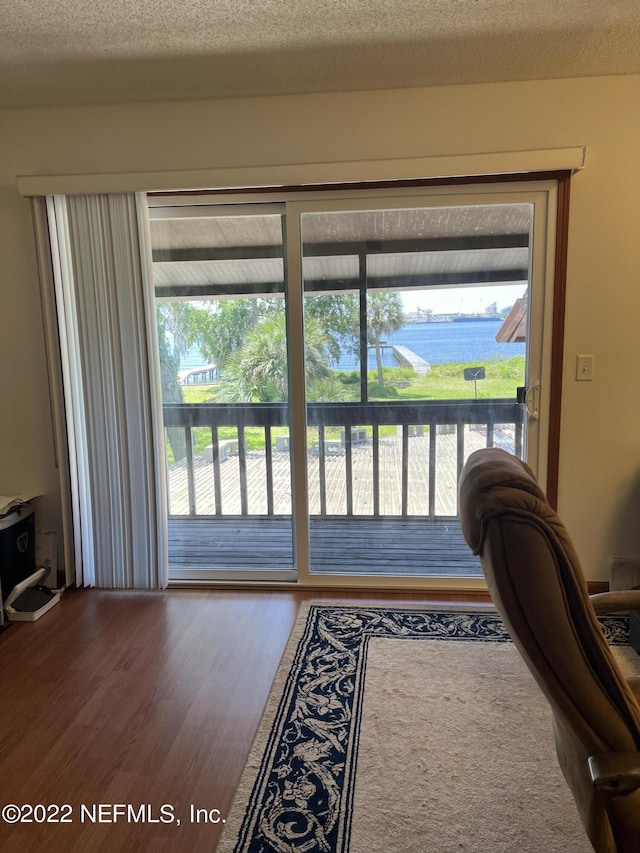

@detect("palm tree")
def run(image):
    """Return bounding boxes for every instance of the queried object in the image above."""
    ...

[219,314,333,402]
[367,292,404,385]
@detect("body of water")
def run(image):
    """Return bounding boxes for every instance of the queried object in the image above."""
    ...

[180,319,525,372]
[337,319,525,372]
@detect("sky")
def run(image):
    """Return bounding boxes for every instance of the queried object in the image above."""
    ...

[179,282,528,316]
[399,283,527,315]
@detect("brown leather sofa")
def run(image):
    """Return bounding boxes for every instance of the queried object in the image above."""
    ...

[459,447,640,853]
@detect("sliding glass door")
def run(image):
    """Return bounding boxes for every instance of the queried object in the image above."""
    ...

[296,199,542,580]
[148,181,557,585]
[149,204,297,581]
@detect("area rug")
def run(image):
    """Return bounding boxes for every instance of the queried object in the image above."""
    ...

[217,604,633,853]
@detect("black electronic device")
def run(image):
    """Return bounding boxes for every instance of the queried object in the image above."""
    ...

[0,505,36,603]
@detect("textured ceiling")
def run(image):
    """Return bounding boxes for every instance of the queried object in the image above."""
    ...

[1,0,640,108]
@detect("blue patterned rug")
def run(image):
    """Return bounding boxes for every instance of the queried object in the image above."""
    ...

[218,605,629,853]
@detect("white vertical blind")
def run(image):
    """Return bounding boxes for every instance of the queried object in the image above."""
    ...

[31,197,77,586]
[47,193,167,588]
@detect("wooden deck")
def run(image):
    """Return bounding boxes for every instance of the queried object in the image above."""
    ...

[168,515,482,577]
[165,425,516,578]
[166,426,508,517]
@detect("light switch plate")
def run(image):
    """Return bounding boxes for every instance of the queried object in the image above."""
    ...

[576,354,594,381]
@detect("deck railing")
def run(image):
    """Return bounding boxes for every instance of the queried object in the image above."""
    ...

[163,399,523,519]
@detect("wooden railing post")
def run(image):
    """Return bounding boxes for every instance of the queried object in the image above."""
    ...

[372,425,380,517]
[211,425,223,516]
[428,422,437,519]
[344,429,353,516]
[318,427,327,516]
[265,426,274,516]
[185,427,196,516]
[162,399,523,520]
[486,421,495,448]
[238,425,248,516]
[401,425,409,516]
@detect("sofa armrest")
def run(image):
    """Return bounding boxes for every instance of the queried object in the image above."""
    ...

[588,752,640,795]
[589,590,640,615]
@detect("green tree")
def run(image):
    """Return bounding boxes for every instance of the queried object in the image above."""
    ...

[367,291,405,385]
[306,375,349,403]
[158,302,200,357]
[157,299,257,376]
[156,307,187,461]
[157,294,359,410]
[220,313,333,402]
[304,293,359,364]
[194,299,256,369]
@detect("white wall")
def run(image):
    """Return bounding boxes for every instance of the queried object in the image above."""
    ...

[1,75,638,581]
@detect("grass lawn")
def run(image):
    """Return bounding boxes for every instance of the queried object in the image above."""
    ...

[170,356,524,457]
[367,356,525,401]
